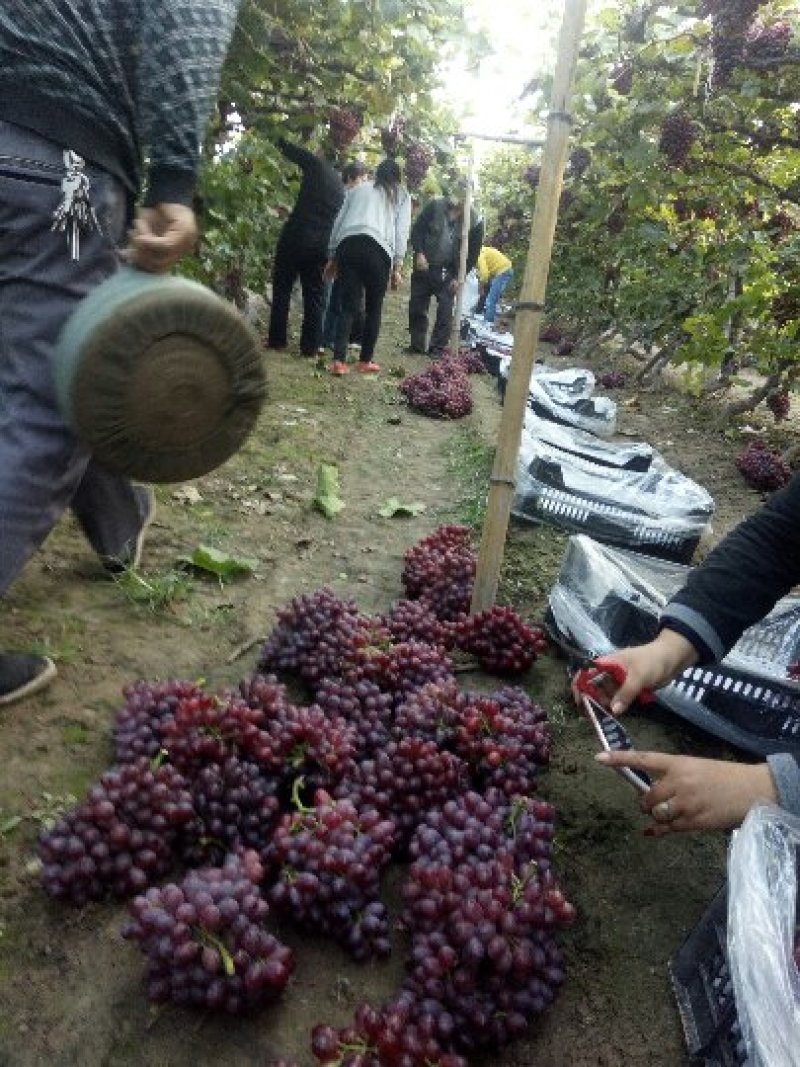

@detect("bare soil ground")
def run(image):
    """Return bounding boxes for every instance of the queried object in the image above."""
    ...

[0,293,792,1067]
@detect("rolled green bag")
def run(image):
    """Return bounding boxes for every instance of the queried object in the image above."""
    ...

[53,267,266,483]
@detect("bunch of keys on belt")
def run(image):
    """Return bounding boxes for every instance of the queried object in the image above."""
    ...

[573,658,655,795]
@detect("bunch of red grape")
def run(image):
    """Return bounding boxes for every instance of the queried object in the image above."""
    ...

[708,0,766,86]
[258,588,379,684]
[401,524,476,622]
[123,850,293,1012]
[400,359,474,420]
[265,791,396,960]
[329,107,361,151]
[658,111,698,167]
[569,147,592,178]
[599,369,627,388]
[380,115,406,157]
[523,164,541,189]
[746,19,793,60]
[767,390,791,422]
[610,61,634,95]
[311,997,468,1066]
[772,291,800,327]
[380,598,453,648]
[179,756,281,867]
[334,738,469,849]
[540,323,563,343]
[555,338,575,356]
[401,791,574,1051]
[736,440,791,491]
[455,348,489,374]
[39,759,194,903]
[114,678,206,763]
[314,675,394,756]
[453,606,548,675]
[158,691,271,774]
[405,141,433,190]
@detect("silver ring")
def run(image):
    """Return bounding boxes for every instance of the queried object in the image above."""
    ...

[653,799,674,822]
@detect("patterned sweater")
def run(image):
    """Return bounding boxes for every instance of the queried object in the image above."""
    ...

[0,1,240,205]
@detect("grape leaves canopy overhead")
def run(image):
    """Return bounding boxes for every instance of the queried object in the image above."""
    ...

[480,0,800,408]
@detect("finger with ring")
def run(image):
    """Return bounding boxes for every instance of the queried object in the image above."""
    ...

[652,799,675,822]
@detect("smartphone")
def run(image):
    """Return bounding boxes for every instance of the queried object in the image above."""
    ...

[581,693,652,794]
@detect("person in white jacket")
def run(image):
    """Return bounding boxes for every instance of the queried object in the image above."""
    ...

[325,158,411,375]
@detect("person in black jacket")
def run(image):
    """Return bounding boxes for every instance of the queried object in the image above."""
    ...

[0,0,240,705]
[588,474,800,835]
[266,139,344,356]
[407,191,484,357]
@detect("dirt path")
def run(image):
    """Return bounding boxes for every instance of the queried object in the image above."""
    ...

[0,293,786,1066]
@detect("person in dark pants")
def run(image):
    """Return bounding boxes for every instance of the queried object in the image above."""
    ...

[267,138,344,356]
[407,191,483,357]
[0,0,240,704]
[321,160,368,353]
[324,159,412,375]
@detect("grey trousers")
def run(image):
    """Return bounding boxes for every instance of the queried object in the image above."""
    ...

[0,119,147,598]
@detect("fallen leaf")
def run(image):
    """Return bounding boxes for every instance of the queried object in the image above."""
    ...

[313,464,345,519]
[378,498,427,518]
[178,545,257,580]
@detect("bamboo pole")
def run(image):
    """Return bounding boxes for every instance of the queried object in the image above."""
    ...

[449,150,475,355]
[470,0,588,613]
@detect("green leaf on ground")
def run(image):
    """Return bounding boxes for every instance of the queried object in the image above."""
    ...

[313,464,345,519]
[377,498,427,518]
[179,545,257,579]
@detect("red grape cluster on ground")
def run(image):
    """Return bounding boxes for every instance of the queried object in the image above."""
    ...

[400,359,474,420]
[736,439,791,491]
[598,369,627,388]
[38,523,569,1061]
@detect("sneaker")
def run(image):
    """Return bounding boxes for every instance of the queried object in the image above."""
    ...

[331,361,349,376]
[0,653,57,707]
[355,361,381,373]
[102,487,156,574]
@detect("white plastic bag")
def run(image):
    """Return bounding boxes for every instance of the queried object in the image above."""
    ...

[728,803,800,1067]
[462,270,480,314]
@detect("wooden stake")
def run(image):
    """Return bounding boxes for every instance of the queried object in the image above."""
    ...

[470,0,588,613]
[449,150,476,355]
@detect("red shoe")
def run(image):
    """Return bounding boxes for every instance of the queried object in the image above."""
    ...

[331,361,349,376]
[355,361,381,373]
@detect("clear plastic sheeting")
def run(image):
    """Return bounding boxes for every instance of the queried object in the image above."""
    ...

[526,376,617,437]
[546,536,800,755]
[527,415,655,472]
[462,271,480,316]
[513,428,713,561]
[728,805,800,1067]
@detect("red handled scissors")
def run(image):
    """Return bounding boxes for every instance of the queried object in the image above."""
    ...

[573,656,656,707]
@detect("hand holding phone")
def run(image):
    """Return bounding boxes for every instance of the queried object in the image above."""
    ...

[580,691,652,794]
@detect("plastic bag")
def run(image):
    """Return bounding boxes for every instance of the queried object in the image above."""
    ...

[462,270,480,315]
[528,414,655,472]
[728,804,800,1067]
[546,536,800,755]
[513,428,713,560]
[527,376,617,437]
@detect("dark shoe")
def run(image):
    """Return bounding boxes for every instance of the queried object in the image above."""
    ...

[102,487,156,574]
[427,348,445,359]
[0,653,57,706]
[404,345,426,355]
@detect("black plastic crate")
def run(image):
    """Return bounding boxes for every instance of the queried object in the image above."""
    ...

[670,884,752,1066]
[513,480,703,563]
[659,664,800,757]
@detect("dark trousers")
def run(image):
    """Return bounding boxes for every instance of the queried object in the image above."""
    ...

[334,235,391,362]
[408,267,455,355]
[322,278,364,349]
[267,223,327,355]
[0,119,148,597]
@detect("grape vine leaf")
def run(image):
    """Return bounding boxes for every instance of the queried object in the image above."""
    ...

[313,463,345,519]
[179,546,257,579]
[377,498,427,518]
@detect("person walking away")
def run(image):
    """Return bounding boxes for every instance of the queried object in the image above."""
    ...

[321,160,368,353]
[266,138,344,356]
[0,0,240,705]
[407,189,483,358]
[324,159,411,376]
[476,245,513,325]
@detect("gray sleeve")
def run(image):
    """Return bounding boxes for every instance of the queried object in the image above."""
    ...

[140,0,240,204]
[394,190,412,265]
[766,753,800,816]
